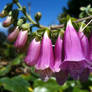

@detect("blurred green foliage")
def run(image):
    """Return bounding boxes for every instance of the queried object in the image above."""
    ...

[58,0,92,19]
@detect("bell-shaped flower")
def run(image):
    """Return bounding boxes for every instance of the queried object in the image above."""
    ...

[3,16,13,27]
[88,34,92,64]
[7,26,19,42]
[54,35,63,72]
[78,31,89,58]
[62,20,87,80]
[35,31,55,81]
[14,30,28,49]
[78,31,90,82]
[24,38,41,66]
[54,34,68,85]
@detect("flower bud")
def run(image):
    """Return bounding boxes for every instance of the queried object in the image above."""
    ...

[21,23,30,30]
[35,12,42,22]
[0,10,8,18]
[3,16,13,27]
[14,30,28,49]
[17,17,26,27]
[0,3,13,18]
[7,26,19,42]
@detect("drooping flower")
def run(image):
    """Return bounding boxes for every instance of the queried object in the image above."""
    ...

[86,34,92,70]
[7,26,19,42]
[62,20,87,80]
[24,38,41,66]
[3,16,13,27]
[54,35,62,72]
[78,31,89,58]
[88,34,92,64]
[14,30,28,49]
[78,31,90,82]
[54,34,68,85]
[35,31,55,81]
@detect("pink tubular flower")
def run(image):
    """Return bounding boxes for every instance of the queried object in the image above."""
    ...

[24,38,41,66]
[78,31,90,82]
[54,35,68,85]
[35,31,55,81]
[54,35,63,72]
[86,34,92,71]
[3,16,13,27]
[7,26,19,42]
[62,20,87,80]
[88,35,92,63]
[78,32,89,58]
[14,30,28,49]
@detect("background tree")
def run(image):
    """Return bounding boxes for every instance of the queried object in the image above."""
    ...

[58,0,92,24]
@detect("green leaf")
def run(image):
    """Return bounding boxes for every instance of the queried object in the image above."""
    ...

[0,65,11,76]
[0,76,31,92]
[80,7,86,11]
[34,77,63,92]
[34,87,49,92]
[11,54,23,65]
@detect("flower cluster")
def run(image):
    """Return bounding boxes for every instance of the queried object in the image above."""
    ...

[8,26,28,52]
[24,20,92,85]
[7,20,92,85]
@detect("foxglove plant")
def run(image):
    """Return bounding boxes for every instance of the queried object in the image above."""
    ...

[85,34,92,71]
[62,20,87,80]
[78,31,89,58]
[24,38,41,66]
[35,31,55,81]
[7,26,19,42]
[54,35,68,85]
[14,30,28,49]
[78,31,90,82]
[54,35,62,72]
[88,34,92,63]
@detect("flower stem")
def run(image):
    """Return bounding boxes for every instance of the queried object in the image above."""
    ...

[16,2,36,24]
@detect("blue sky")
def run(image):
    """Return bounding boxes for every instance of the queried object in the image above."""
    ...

[0,0,68,27]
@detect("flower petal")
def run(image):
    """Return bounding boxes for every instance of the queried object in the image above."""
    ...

[54,35,63,72]
[14,30,28,48]
[35,31,55,71]
[25,38,41,66]
[62,20,87,79]
[8,27,19,42]
[64,20,85,61]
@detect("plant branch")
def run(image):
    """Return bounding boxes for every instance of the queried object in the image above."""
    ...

[16,2,36,24]
[50,15,92,30]
[15,2,47,29]
[12,1,92,30]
